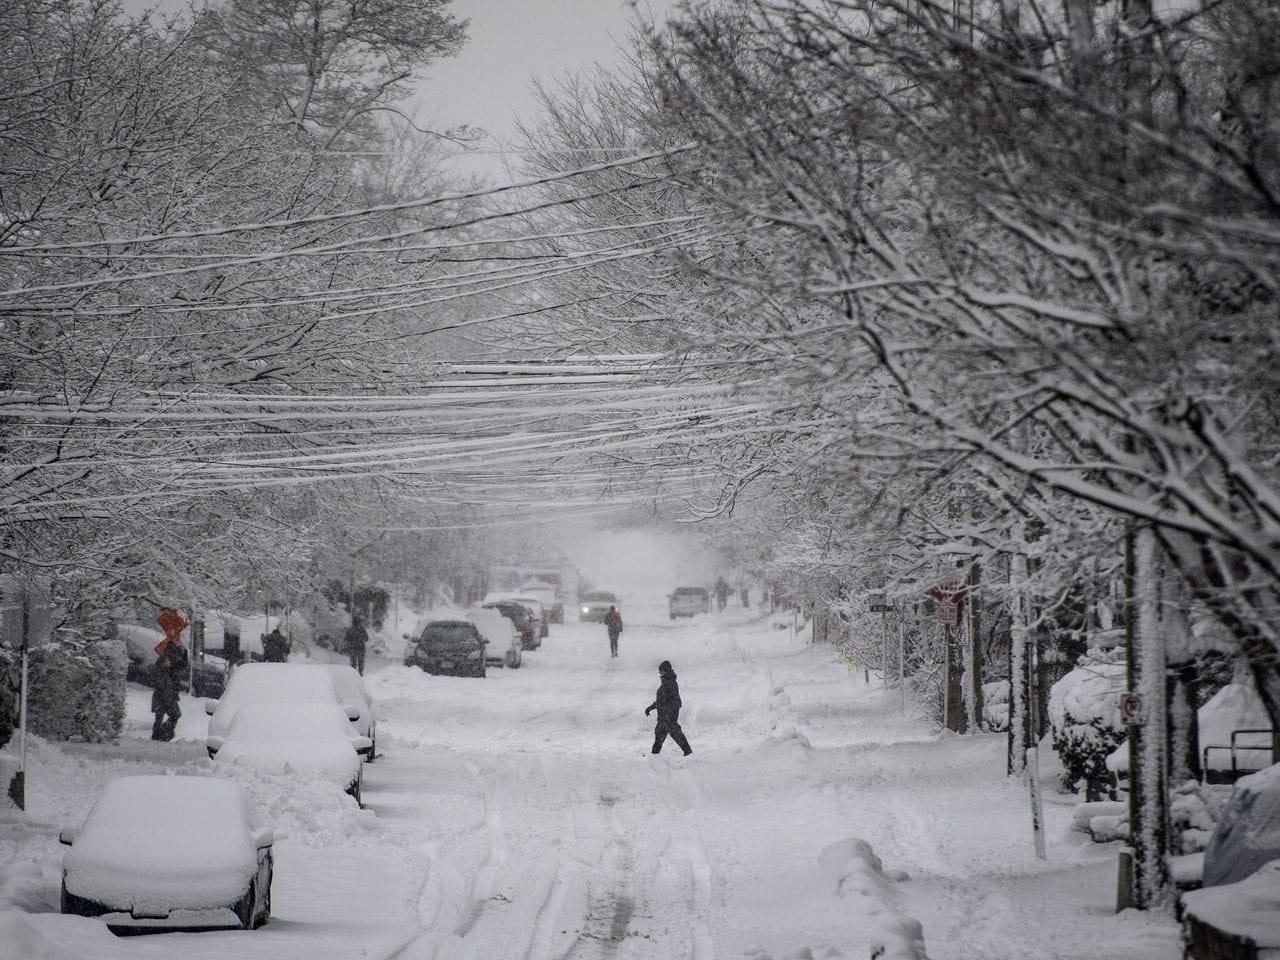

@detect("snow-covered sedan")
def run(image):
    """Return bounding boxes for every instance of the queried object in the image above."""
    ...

[60,775,273,932]
[204,662,363,757]
[211,701,371,804]
[325,663,377,760]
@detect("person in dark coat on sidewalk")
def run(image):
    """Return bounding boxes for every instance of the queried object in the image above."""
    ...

[262,625,290,662]
[344,616,369,675]
[150,638,188,741]
[645,660,692,756]
[604,605,623,658]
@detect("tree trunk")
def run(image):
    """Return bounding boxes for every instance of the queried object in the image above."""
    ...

[968,561,984,731]
[1129,526,1172,909]
[1008,553,1031,776]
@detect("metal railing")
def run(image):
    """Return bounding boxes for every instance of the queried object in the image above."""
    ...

[1202,728,1277,782]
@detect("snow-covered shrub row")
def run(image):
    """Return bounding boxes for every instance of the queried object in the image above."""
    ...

[1047,648,1127,799]
[26,638,126,743]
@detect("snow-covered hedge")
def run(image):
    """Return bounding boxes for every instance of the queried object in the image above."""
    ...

[27,638,126,743]
[983,680,1010,732]
[1048,648,1127,799]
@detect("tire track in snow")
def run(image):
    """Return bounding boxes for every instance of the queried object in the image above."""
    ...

[638,758,716,960]
[558,778,640,960]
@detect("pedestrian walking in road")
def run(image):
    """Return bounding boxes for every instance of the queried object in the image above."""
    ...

[344,616,369,675]
[262,625,290,662]
[645,660,692,756]
[715,577,730,611]
[604,605,623,658]
[150,637,188,741]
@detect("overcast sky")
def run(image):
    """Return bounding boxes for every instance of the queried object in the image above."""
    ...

[416,0,677,180]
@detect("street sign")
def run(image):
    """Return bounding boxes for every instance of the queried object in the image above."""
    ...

[928,580,967,606]
[937,601,959,625]
[1119,692,1145,726]
[869,604,893,613]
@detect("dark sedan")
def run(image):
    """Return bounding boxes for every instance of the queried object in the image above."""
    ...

[404,620,487,678]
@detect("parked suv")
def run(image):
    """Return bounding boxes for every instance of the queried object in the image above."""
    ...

[668,586,710,619]
[404,620,487,678]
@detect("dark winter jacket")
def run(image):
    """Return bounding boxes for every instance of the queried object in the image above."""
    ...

[150,643,188,709]
[344,622,369,652]
[647,671,681,721]
[604,609,623,637]
[262,629,290,662]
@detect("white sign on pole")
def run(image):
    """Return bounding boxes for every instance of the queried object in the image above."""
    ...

[1119,692,1145,726]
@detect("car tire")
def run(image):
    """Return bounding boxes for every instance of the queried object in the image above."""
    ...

[234,879,257,929]
[255,855,273,928]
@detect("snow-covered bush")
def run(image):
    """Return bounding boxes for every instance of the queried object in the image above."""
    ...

[1048,648,1127,800]
[983,680,1010,732]
[27,638,126,743]
[1170,779,1231,854]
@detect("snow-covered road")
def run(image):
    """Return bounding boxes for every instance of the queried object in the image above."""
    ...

[1,602,1181,959]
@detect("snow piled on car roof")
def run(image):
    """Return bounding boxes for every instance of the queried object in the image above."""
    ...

[63,776,256,910]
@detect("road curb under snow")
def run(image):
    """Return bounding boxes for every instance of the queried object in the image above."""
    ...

[817,838,924,960]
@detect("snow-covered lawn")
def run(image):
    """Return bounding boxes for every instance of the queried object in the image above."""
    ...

[0,603,1181,959]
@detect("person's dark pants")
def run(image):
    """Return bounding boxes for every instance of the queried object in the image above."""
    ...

[608,630,620,657]
[152,699,180,741]
[652,716,692,755]
[349,647,365,675]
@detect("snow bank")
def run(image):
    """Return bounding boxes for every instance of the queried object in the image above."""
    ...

[816,838,923,960]
[0,912,73,960]
[1181,859,1280,952]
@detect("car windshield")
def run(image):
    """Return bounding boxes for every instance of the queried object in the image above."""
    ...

[582,592,617,603]
[675,588,707,598]
[421,624,479,644]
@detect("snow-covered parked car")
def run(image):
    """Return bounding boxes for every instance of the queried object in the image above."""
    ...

[481,599,541,650]
[204,662,362,757]
[668,586,709,619]
[60,775,273,932]
[467,606,522,669]
[404,619,487,677]
[1201,762,1280,888]
[211,701,371,805]
[325,663,377,760]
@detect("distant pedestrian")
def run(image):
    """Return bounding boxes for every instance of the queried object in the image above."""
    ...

[645,660,692,756]
[150,637,188,741]
[715,577,730,611]
[262,625,290,663]
[604,605,623,658]
[344,616,369,675]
